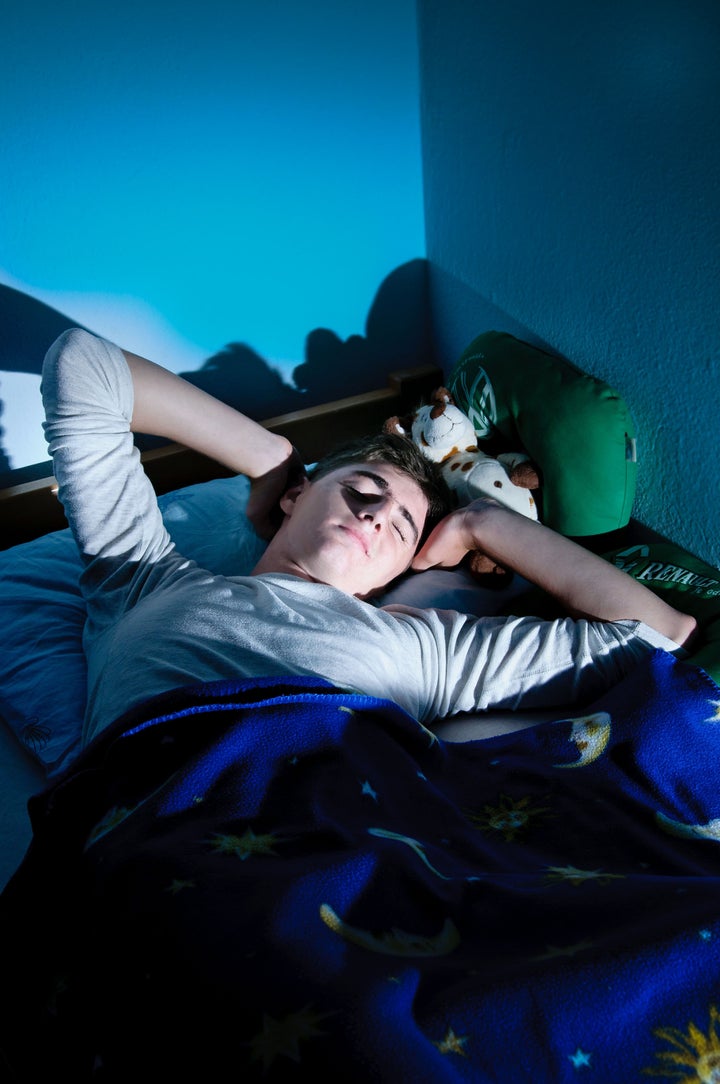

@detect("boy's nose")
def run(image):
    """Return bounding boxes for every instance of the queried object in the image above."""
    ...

[359,499,389,528]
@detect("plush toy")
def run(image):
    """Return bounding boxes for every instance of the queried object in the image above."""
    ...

[384,387,541,578]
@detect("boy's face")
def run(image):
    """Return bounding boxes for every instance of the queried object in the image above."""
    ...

[275,462,429,597]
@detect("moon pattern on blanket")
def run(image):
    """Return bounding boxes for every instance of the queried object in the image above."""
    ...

[319,903,460,956]
[553,712,612,768]
[655,811,720,841]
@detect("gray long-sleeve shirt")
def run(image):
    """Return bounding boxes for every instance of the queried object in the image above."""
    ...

[43,329,680,747]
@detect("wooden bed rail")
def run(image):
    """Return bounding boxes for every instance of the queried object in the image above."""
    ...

[0,364,443,550]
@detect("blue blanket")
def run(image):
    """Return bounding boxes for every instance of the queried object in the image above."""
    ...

[3,652,720,1082]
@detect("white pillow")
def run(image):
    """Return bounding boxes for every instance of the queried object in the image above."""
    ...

[0,475,267,777]
[378,566,534,616]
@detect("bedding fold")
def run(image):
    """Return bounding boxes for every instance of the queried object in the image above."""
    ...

[2,656,720,1081]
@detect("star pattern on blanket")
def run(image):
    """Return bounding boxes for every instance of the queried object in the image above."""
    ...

[9,661,720,1082]
[569,1047,592,1069]
[705,699,720,722]
[533,940,595,961]
[433,1026,469,1058]
[209,827,284,860]
[247,1004,334,1071]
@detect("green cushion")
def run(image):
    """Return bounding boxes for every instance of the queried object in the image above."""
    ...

[602,542,720,686]
[448,331,637,538]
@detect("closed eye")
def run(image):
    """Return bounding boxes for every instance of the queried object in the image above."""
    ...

[343,472,420,545]
[344,484,376,504]
[344,486,407,543]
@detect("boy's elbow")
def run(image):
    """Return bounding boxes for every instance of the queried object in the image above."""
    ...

[673,612,698,650]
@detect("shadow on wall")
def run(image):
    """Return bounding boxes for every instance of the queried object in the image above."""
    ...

[0,288,93,475]
[0,258,432,481]
[426,265,561,366]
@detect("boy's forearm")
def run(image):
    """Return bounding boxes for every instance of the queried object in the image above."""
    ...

[415,500,697,648]
[470,503,697,647]
[124,349,294,481]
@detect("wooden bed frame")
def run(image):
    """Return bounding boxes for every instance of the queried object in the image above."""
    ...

[0,364,443,551]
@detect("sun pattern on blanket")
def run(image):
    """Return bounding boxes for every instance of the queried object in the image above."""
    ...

[2,656,720,1082]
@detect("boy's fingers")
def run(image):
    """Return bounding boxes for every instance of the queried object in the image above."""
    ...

[246,448,307,540]
[412,526,468,571]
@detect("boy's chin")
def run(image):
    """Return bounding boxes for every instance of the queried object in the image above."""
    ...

[356,571,408,602]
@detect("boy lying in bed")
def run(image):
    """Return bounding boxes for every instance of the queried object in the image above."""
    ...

[42,329,697,749]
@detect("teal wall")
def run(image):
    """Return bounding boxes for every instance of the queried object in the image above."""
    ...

[418,0,720,567]
[5,1,718,569]
[0,0,427,476]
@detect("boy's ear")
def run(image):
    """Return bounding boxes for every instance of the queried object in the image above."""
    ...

[279,477,310,516]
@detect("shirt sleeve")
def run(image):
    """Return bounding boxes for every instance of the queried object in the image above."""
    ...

[384,604,680,721]
[41,328,178,627]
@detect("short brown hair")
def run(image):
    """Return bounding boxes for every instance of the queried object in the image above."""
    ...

[310,433,452,541]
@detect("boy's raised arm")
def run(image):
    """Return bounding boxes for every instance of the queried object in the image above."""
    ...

[124,349,303,538]
[413,498,698,649]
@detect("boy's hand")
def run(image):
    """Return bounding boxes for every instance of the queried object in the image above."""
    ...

[246,445,306,540]
[412,499,501,571]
